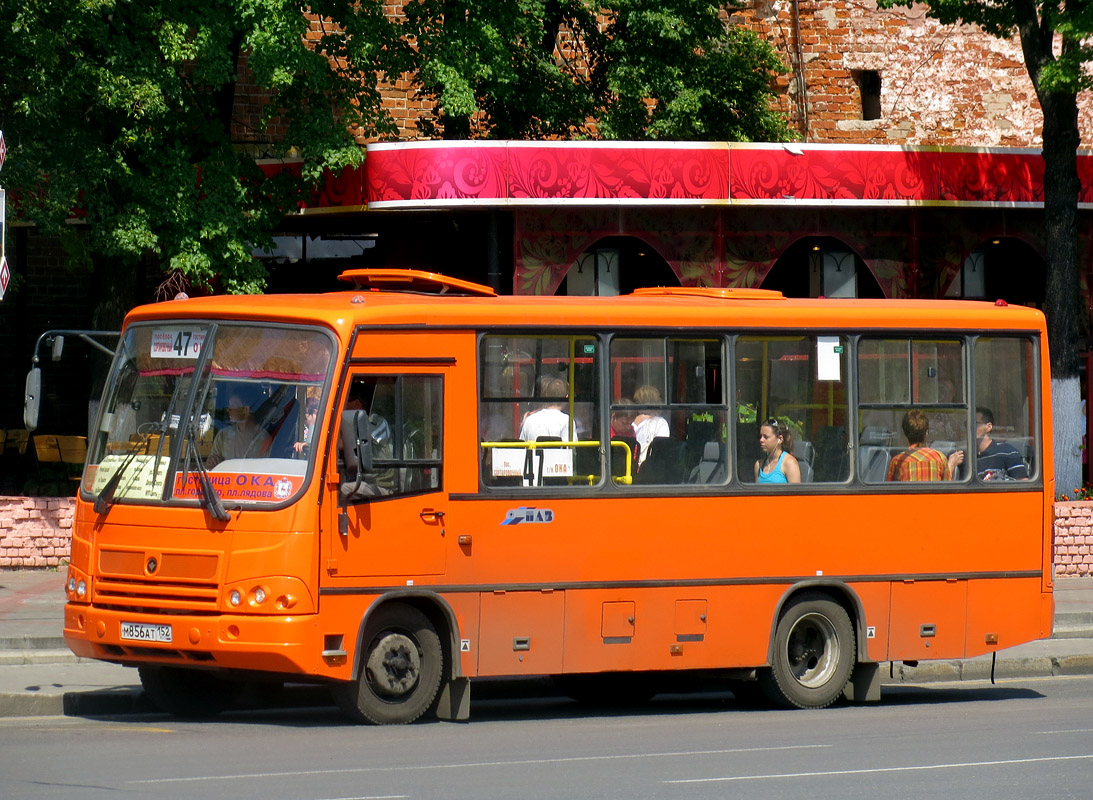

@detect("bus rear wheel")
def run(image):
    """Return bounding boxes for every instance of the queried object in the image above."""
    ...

[138,666,243,718]
[760,593,855,709]
[333,605,444,725]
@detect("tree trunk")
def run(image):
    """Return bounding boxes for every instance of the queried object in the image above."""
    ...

[1040,90,1083,494]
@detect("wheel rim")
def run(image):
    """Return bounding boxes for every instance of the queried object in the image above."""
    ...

[785,611,840,689]
[365,632,422,699]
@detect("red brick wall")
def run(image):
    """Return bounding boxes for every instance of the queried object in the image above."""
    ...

[1055,502,1093,577]
[0,497,74,568]
[733,0,1093,148]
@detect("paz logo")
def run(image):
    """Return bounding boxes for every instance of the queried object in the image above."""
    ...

[501,507,554,526]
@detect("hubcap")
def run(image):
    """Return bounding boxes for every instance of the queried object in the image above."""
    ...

[365,632,422,698]
[786,612,839,688]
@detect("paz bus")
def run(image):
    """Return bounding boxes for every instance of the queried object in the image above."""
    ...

[59,269,1055,723]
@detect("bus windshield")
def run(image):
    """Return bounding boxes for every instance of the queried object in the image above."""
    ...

[83,322,334,508]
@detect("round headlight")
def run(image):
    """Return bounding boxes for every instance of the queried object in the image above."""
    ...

[229,590,242,607]
[67,577,77,592]
[253,587,266,605]
[76,580,87,598]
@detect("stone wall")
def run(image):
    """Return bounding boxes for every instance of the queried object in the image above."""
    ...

[0,497,74,568]
[4,495,1091,577]
[1054,501,1093,577]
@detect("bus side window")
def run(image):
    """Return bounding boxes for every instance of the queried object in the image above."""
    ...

[736,335,851,484]
[340,374,443,502]
[478,334,601,489]
[974,337,1038,482]
[857,337,967,483]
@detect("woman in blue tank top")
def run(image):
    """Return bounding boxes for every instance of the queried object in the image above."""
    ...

[754,418,802,484]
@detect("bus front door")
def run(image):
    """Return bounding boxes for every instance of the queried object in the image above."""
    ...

[326,370,447,579]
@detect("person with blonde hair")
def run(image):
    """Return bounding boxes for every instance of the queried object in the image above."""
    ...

[519,376,574,441]
[632,384,670,467]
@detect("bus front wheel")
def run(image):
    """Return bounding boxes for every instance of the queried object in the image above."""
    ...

[760,593,855,709]
[333,604,444,725]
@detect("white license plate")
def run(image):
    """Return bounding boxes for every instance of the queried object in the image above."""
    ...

[120,621,173,643]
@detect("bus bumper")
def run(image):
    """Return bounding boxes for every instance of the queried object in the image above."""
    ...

[63,602,336,677]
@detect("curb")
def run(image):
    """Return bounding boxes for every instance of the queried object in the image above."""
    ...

[883,654,1093,683]
[0,688,146,718]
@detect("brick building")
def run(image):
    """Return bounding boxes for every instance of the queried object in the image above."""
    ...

[2,1,1091,493]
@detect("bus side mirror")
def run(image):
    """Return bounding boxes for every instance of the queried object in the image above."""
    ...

[24,367,42,432]
[50,335,65,361]
[340,409,373,475]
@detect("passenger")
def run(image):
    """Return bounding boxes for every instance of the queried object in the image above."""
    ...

[610,398,636,438]
[293,397,320,456]
[519,377,574,441]
[754,417,801,484]
[887,408,963,481]
[631,384,670,468]
[974,406,1029,480]
[206,389,271,468]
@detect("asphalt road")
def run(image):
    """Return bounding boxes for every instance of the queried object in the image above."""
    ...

[0,676,1091,800]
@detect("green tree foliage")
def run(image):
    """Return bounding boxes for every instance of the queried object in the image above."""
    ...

[403,0,795,142]
[0,1,791,297]
[880,1,1093,489]
[0,0,404,294]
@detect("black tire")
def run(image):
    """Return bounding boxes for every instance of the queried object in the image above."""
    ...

[760,593,855,709]
[138,666,243,718]
[332,604,444,725]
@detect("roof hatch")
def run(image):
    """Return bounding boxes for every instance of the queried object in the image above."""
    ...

[338,269,497,297]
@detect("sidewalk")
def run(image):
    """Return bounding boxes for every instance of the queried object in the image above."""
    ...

[2,568,1092,718]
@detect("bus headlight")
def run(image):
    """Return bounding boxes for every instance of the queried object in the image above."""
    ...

[67,577,77,593]
[222,577,315,615]
[76,580,87,599]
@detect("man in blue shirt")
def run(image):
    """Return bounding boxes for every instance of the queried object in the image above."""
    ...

[975,406,1029,480]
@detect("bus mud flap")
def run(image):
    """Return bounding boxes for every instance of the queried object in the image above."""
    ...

[843,662,882,703]
[435,676,471,721]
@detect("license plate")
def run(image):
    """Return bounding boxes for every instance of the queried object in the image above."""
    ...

[120,621,173,643]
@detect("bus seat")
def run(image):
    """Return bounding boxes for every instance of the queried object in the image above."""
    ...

[796,441,814,483]
[796,440,814,464]
[635,437,686,485]
[688,441,727,484]
[813,425,849,481]
[858,445,890,483]
[536,436,569,486]
[860,426,895,447]
[610,435,637,478]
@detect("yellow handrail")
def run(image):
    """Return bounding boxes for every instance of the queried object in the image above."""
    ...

[480,439,633,485]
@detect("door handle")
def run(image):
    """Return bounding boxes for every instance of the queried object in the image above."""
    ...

[419,509,445,523]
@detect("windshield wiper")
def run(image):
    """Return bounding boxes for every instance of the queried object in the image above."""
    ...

[93,423,157,515]
[182,422,230,522]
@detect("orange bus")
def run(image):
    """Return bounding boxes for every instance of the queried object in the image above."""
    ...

[61,269,1055,723]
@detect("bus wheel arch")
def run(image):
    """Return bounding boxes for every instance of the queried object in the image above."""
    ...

[334,592,463,724]
[760,586,859,709]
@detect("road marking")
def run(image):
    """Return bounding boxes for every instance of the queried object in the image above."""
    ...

[128,744,831,785]
[313,796,408,800]
[1035,728,1093,735]
[663,753,1093,784]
